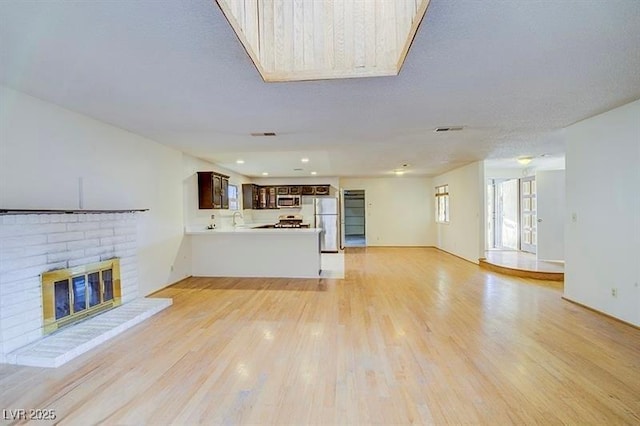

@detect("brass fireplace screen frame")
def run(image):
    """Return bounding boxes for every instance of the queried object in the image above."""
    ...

[41,259,122,334]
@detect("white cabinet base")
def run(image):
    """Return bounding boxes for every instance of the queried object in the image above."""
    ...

[189,229,321,278]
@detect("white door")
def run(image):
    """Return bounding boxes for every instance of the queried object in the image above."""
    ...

[536,170,565,261]
[339,188,345,250]
[520,177,537,254]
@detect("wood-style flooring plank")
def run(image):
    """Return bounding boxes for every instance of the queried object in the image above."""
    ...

[0,247,638,425]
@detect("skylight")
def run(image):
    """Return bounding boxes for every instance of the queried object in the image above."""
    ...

[216,0,430,82]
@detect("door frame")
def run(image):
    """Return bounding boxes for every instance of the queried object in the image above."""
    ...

[487,178,520,250]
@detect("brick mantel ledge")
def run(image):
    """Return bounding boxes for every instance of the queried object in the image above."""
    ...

[0,209,148,215]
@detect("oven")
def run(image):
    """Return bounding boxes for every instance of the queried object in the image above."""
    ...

[274,214,309,228]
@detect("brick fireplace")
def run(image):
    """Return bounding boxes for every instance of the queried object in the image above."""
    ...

[0,210,170,366]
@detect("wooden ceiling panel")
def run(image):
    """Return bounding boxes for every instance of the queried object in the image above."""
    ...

[216,0,430,82]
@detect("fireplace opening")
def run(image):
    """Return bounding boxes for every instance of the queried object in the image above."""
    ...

[42,259,122,334]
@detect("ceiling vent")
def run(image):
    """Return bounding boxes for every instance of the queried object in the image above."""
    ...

[250,132,277,136]
[434,126,464,132]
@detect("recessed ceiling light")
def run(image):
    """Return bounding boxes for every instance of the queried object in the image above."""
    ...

[301,158,309,163]
[311,171,317,175]
[517,157,533,165]
[262,172,269,176]
[236,159,245,164]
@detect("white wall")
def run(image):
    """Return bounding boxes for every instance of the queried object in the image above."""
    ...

[564,100,640,326]
[433,162,485,263]
[536,170,565,261]
[0,86,188,295]
[339,177,434,246]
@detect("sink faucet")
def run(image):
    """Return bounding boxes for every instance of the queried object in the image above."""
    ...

[232,211,243,227]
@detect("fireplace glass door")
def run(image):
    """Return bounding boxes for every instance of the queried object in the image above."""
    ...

[54,279,71,319]
[42,259,121,334]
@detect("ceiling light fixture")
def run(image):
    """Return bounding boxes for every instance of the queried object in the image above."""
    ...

[311,171,317,175]
[517,157,533,165]
[262,172,269,176]
[236,159,245,164]
[394,170,405,176]
[301,158,309,163]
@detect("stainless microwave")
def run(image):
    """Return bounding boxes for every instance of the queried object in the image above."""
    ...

[276,195,301,208]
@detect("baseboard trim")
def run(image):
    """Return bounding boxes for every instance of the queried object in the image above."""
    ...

[350,245,436,248]
[561,296,639,330]
[147,275,193,296]
[434,247,479,265]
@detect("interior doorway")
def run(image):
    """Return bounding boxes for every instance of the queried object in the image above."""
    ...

[487,179,520,250]
[343,190,366,247]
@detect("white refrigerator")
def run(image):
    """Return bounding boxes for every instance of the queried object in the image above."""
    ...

[314,197,339,253]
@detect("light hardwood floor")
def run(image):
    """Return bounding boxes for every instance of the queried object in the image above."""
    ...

[1,248,639,425]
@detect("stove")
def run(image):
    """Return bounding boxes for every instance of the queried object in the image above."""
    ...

[274,214,309,228]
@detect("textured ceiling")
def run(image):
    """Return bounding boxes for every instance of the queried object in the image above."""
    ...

[1,0,639,177]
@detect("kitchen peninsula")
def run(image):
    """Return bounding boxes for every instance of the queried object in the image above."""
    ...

[186,226,322,278]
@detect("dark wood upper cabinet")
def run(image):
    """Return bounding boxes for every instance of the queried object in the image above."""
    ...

[242,184,259,209]
[289,186,302,195]
[197,171,229,209]
[221,177,229,209]
[240,183,332,209]
[258,187,268,209]
[267,187,277,209]
[314,185,330,195]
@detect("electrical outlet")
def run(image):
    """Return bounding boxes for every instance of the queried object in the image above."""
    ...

[611,288,617,297]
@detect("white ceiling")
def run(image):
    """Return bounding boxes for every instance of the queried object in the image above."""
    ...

[1,0,639,178]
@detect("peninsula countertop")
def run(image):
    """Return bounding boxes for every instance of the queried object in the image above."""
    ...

[185,225,321,235]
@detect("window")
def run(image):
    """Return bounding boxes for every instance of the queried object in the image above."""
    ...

[228,184,239,210]
[435,184,449,223]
